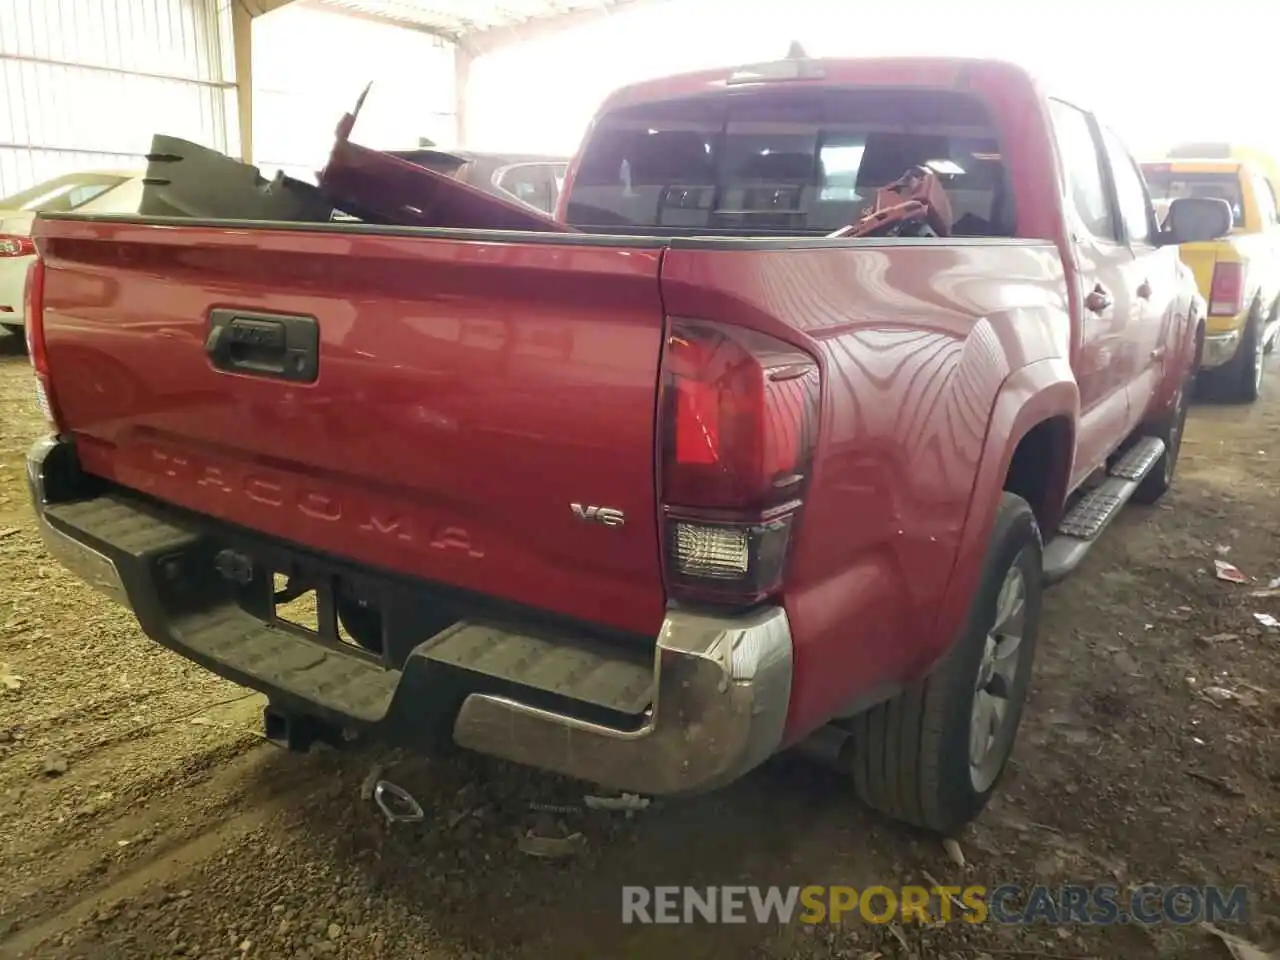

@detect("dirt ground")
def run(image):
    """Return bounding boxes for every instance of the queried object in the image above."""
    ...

[0,327,1276,960]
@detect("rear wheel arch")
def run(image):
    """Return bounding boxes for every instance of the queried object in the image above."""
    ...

[928,363,1077,673]
[1001,415,1074,534]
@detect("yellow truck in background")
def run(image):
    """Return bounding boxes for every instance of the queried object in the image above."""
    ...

[1142,151,1280,402]
[1164,141,1280,195]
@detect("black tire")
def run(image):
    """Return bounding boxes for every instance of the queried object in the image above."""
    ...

[1202,310,1263,403]
[847,493,1043,834]
[336,594,383,654]
[1132,368,1191,505]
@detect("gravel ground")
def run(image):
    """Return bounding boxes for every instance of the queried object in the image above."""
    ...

[0,327,1277,960]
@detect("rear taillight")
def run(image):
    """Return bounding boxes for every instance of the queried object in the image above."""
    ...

[1208,261,1244,317]
[24,258,60,429]
[0,235,35,258]
[659,319,821,606]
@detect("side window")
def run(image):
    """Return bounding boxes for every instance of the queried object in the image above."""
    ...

[66,182,114,208]
[1252,172,1278,228]
[545,165,565,209]
[1048,100,1119,242]
[499,165,553,212]
[1100,126,1152,245]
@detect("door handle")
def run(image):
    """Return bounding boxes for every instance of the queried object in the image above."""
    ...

[1085,284,1113,314]
[1137,280,1152,300]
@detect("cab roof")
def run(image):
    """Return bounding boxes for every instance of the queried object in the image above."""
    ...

[596,55,1042,113]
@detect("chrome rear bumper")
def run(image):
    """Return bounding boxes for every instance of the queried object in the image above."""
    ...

[1201,331,1241,369]
[27,435,127,604]
[453,605,793,794]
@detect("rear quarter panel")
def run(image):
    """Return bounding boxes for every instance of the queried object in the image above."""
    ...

[660,239,1074,738]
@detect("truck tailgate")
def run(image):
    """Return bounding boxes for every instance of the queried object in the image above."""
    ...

[35,219,668,636]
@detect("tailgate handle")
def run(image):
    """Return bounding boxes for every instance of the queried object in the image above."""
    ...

[206,309,319,383]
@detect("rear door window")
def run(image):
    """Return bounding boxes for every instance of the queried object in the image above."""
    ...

[1251,172,1278,228]
[1047,100,1119,243]
[566,87,1012,237]
[1100,126,1153,245]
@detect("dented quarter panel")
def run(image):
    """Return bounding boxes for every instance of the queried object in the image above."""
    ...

[659,240,1072,738]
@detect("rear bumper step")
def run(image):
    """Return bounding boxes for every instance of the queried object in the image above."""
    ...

[27,435,793,795]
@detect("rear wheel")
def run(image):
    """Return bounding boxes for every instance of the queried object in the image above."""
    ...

[337,593,383,654]
[846,494,1042,834]
[1133,368,1191,505]
[1202,311,1263,403]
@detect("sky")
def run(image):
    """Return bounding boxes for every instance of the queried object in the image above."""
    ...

[465,0,1280,162]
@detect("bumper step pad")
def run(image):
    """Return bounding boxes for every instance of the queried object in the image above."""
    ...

[45,496,198,556]
[174,608,398,723]
[425,622,653,716]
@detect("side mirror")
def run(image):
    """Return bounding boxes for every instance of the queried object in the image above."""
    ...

[1163,196,1232,244]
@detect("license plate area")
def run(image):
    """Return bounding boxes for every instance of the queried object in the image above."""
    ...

[211,540,466,670]
[270,566,385,661]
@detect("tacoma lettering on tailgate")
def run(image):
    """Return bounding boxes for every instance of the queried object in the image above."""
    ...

[139,445,484,558]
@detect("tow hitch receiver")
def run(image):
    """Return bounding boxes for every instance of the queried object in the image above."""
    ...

[262,704,345,753]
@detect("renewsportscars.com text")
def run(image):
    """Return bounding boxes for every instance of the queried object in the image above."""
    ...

[621,884,1249,926]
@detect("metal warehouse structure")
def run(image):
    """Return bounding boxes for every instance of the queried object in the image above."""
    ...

[0,0,236,194]
[0,0,659,195]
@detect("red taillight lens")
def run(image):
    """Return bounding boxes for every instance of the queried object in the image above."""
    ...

[0,235,35,258]
[1208,261,1244,317]
[659,319,820,605]
[24,258,60,428]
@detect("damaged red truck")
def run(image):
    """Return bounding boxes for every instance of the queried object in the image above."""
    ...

[25,57,1228,833]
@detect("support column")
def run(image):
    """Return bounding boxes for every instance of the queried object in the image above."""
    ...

[454,43,473,148]
[232,0,254,163]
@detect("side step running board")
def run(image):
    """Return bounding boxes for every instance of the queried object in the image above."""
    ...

[1042,436,1165,584]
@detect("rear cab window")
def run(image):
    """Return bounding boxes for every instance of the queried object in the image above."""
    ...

[1143,167,1247,230]
[565,87,1014,237]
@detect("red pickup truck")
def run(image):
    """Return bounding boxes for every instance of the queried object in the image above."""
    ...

[24,56,1228,833]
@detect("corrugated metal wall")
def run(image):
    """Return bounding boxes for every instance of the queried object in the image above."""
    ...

[0,0,237,197]
[253,3,454,183]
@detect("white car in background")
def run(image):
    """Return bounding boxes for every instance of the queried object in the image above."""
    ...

[0,170,143,335]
